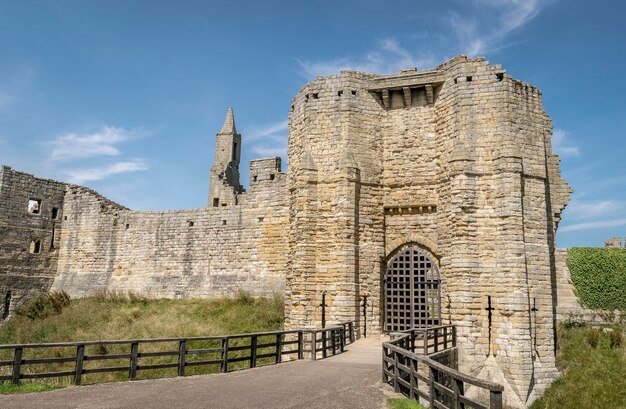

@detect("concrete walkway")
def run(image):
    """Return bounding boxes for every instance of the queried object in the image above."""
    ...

[0,337,396,409]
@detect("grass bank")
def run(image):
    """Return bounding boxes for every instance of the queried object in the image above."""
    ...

[530,323,626,409]
[0,291,284,393]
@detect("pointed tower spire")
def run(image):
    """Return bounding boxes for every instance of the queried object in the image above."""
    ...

[220,107,237,134]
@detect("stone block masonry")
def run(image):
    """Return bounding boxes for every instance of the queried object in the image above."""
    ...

[0,56,575,408]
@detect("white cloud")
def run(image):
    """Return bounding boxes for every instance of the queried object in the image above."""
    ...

[567,199,621,218]
[244,120,288,159]
[552,128,580,157]
[560,218,626,233]
[450,0,544,55]
[49,126,141,162]
[297,38,436,78]
[63,160,149,184]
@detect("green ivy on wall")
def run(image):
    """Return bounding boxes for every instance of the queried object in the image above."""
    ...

[567,248,626,311]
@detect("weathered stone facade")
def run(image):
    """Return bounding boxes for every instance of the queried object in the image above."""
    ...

[0,56,572,407]
[284,56,570,407]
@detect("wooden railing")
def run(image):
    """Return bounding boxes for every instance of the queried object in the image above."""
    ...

[0,322,357,385]
[383,325,503,409]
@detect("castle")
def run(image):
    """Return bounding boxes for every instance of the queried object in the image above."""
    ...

[0,56,574,407]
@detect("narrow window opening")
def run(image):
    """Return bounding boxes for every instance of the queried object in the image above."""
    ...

[232,142,238,161]
[125,223,130,229]
[222,220,227,225]
[270,174,275,180]
[305,95,309,102]
[2,291,11,320]
[30,240,42,254]
[51,207,59,219]
[454,78,458,84]
[253,175,257,182]
[257,217,264,222]
[312,93,319,99]
[496,73,504,82]
[64,216,68,221]
[221,203,227,207]
[466,76,473,82]
[28,199,41,214]
[213,198,219,207]
[351,90,357,97]
[188,221,194,227]
[50,226,56,250]
[337,90,343,96]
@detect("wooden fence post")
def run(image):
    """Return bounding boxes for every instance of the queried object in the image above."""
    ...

[74,344,85,385]
[428,366,436,408]
[434,328,439,353]
[310,330,317,361]
[11,347,23,384]
[322,330,327,358]
[349,322,355,343]
[178,340,187,376]
[250,335,258,367]
[452,326,457,348]
[490,390,503,409]
[444,326,448,350]
[423,330,429,355]
[331,329,336,355]
[297,331,303,360]
[221,338,229,372]
[129,342,139,380]
[393,350,400,393]
[453,378,462,409]
[275,333,282,364]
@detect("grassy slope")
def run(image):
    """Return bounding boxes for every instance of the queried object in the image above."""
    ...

[530,324,626,409]
[0,292,283,344]
[0,292,284,393]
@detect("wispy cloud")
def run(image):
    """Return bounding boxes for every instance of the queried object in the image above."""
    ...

[49,126,142,162]
[552,128,580,157]
[244,120,288,158]
[297,38,436,78]
[560,218,626,233]
[450,0,545,55]
[567,199,621,218]
[62,160,149,184]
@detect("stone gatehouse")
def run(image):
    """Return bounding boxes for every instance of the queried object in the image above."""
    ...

[0,56,572,407]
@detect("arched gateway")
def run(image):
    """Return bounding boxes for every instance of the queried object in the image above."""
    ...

[384,245,441,332]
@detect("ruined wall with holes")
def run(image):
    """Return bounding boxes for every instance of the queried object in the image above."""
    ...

[284,56,571,408]
[0,166,66,318]
[1,160,287,316]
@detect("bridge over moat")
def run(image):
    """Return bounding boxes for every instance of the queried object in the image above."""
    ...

[1,337,390,409]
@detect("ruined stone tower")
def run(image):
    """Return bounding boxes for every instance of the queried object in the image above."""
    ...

[209,107,244,207]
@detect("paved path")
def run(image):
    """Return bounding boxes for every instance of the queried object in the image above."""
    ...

[0,337,396,409]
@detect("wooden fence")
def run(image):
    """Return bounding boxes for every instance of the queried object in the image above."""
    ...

[382,325,503,409]
[0,322,356,385]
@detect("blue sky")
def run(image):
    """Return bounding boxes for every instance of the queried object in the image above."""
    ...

[0,0,625,248]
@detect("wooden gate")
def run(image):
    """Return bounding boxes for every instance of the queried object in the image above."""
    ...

[384,245,441,332]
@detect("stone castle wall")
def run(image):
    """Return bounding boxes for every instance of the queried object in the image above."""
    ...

[0,158,288,316]
[51,158,288,299]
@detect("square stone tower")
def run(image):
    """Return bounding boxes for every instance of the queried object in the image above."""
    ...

[284,56,571,408]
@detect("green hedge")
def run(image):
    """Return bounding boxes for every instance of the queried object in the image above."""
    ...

[567,247,626,310]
